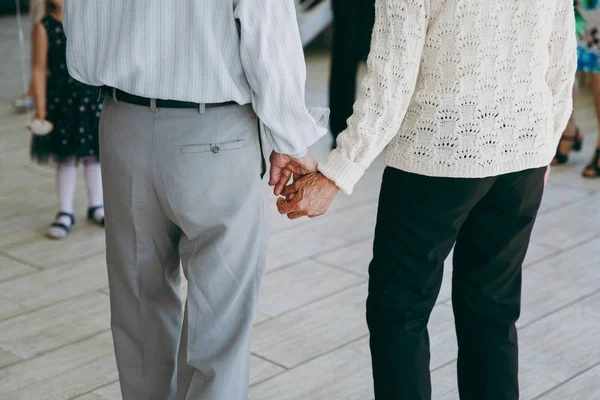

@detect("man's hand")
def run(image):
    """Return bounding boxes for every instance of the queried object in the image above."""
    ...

[276,172,340,219]
[269,151,318,196]
[545,165,551,186]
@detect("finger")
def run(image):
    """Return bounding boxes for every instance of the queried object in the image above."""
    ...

[288,211,305,220]
[276,196,301,215]
[274,169,293,196]
[281,180,300,197]
[268,164,281,187]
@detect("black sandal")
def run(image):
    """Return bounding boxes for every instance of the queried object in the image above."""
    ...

[552,129,583,165]
[583,149,600,178]
[47,212,75,240]
[87,206,105,227]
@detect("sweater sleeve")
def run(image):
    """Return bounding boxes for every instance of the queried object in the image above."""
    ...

[546,1,577,142]
[318,0,429,194]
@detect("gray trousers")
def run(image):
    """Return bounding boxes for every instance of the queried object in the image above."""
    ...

[99,96,268,400]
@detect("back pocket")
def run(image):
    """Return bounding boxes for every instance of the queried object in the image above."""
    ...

[180,139,245,154]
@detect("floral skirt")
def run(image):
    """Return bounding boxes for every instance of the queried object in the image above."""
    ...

[578,45,600,73]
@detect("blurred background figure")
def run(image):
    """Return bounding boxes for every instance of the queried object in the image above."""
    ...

[29,0,104,239]
[554,0,600,178]
[12,0,43,111]
[328,0,374,144]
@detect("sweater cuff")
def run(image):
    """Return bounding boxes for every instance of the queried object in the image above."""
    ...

[318,149,365,195]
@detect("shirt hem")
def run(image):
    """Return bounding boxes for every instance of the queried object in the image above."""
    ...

[384,151,554,179]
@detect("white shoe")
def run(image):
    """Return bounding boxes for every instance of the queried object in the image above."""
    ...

[13,96,34,111]
[47,212,75,240]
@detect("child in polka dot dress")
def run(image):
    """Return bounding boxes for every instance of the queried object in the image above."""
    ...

[30,0,104,239]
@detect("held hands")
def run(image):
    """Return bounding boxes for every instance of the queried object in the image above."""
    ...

[269,151,318,196]
[268,150,340,220]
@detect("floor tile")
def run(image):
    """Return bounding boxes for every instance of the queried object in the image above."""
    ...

[519,266,598,328]
[530,192,600,250]
[529,236,600,290]
[0,253,37,282]
[92,381,122,400]
[250,355,286,386]
[0,348,21,369]
[431,361,560,400]
[267,203,377,271]
[0,332,113,396]
[537,185,589,215]
[0,209,55,250]
[520,292,600,383]
[0,292,110,359]
[252,284,368,368]
[4,225,106,269]
[0,167,53,194]
[0,293,25,320]
[258,259,364,318]
[523,243,557,267]
[540,364,600,400]
[71,394,103,400]
[2,353,117,400]
[0,251,107,310]
[249,348,374,400]
[315,239,373,277]
[429,304,458,370]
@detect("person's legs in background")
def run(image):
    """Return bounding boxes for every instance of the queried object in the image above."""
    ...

[583,72,600,177]
[329,0,374,143]
[552,83,581,165]
[452,168,546,400]
[14,0,46,110]
[47,157,77,239]
[329,0,361,142]
[83,158,105,225]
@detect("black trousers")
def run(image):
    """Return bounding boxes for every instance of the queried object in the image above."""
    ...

[367,167,546,400]
[329,0,375,140]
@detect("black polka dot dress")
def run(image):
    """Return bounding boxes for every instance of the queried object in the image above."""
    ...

[31,16,101,164]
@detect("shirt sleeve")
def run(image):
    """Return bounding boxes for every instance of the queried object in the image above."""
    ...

[546,1,577,142]
[318,0,429,194]
[234,0,329,158]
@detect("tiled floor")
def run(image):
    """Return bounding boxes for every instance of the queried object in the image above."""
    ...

[2,14,600,400]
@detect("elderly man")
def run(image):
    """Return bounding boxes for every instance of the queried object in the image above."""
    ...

[278,0,575,399]
[63,0,326,399]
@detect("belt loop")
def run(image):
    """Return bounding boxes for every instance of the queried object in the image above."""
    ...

[198,103,206,114]
[150,98,158,113]
[112,87,119,104]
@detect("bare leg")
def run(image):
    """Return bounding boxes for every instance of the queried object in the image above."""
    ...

[552,83,580,165]
[583,73,600,176]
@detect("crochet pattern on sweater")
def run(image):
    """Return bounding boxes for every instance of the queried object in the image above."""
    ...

[320,0,577,194]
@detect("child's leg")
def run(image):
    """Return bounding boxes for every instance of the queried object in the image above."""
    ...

[84,159,105,224]
[48,158,78,239]
[57,158,78,217]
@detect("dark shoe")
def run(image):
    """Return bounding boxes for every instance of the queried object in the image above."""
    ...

[87,206,105,227]
[552,129,583,165]
[583,149,600,178]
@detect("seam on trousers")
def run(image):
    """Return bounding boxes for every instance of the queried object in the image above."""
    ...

[138,110,160,396]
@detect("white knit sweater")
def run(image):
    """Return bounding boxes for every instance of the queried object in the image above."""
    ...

[319,0,577,194]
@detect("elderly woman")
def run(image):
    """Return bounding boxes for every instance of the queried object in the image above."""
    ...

[277,0,576,398]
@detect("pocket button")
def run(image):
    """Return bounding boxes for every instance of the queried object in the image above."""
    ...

[211,145,220,154]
